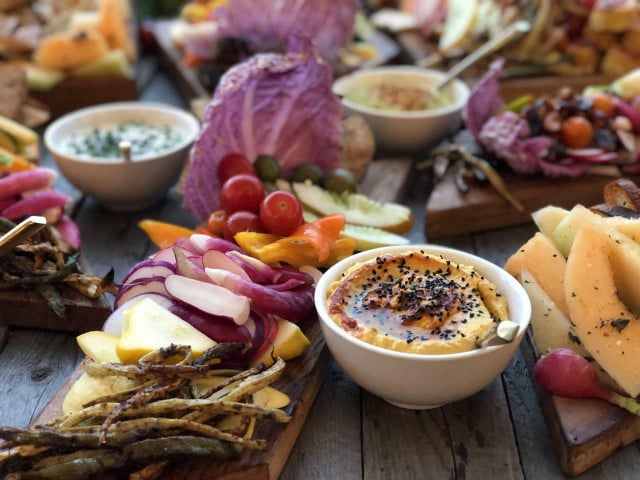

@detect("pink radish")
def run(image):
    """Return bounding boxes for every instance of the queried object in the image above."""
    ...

[1,190,71,220]
[114,279,169,309]
[52,215,81,250]
[164,274,250,325]
[205,268,315,323]
[534,349,640,415]
[203,250,251,281]
[0,168,57,200]
[189,233,240,254]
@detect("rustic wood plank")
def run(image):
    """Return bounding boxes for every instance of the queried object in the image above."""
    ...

[443,379,524,479]
[362,393,453,479]
[0,325,8,351]
[0,329,81,427]
[281,361,362,480]
[360,158,414,204]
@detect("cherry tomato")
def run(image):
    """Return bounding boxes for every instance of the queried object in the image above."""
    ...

[259,191,303,236]
[220,174,265,214]
[589,92,616,117]
[206,209,227,236]
[224,211,265,242]
[217,153,256,184]
[560,116,594,149]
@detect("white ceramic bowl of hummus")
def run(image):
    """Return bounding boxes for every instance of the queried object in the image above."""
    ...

[332,66,469,155]
[315,244,531,409]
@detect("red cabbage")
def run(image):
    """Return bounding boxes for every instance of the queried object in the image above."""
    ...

[184,0,358,61]
[464,58,505,138]
[182,39,343,220]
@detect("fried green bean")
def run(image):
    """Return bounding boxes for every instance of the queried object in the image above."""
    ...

[58,398,291,430]
[122,436,238,464]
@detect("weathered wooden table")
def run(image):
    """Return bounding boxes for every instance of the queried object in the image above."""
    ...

[1,68,639,480]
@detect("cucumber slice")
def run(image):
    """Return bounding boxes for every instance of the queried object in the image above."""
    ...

[341,223,410,251]
[292,181,413,233]
[303,209,409,251]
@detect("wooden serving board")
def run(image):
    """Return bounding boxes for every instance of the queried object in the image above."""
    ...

[523,333,640,477]
[35,319,330,480]
[0,284,111,332]
[31,75,138,120]
[425,171,640,240]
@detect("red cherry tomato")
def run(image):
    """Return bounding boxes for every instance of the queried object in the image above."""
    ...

[217,153,256,183]
[561,116,594,149]
[224,211,265,242]
[259,190,303,236]
[206,209,227,236]
[220,174,265,214]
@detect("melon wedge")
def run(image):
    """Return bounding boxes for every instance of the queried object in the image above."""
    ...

[531,205,569,239]
[551,204,640,314]
[520,270,587,356]
[504,232,568,316]
[565,223,640,397]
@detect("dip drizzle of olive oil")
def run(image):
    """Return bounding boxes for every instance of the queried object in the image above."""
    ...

[65,122,183,159]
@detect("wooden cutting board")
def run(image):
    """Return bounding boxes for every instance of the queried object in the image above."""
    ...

[0,284,111,332]
[34,319,330,480]
[425,171,640,239]
[523,334,640,477]
[28,156,413,478]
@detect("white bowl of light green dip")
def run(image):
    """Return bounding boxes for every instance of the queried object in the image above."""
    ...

[45,102,199,211]
[333,66,469,154]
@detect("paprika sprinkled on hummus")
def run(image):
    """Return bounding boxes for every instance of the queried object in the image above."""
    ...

[327,250,509,354]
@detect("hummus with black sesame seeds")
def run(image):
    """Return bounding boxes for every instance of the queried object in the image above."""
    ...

[326,250,509,354]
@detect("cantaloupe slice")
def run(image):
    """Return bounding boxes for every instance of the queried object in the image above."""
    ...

[97,0,137,61]
[33,30,109,71]
[551,204,640,314]
[531,205,569,239]
[520,270,588,356]
[565,223,640,397]
[504,232,568,316]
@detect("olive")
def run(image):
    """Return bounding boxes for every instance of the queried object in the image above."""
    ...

[291,163,325,185]
[254,154,280,182]
[324,168,358,194]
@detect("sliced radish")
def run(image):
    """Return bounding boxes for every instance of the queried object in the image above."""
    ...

[189,234,240,254]
[614,98,640,133]
[114,279,169,309]
[174,247,208,281]
[121,260,175,285]
[566,149,619,163]
[164,274,250,326]
[203,250,251,281]
[151,247,176,264]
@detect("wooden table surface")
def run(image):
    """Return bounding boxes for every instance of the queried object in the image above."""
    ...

[1,64,639,480]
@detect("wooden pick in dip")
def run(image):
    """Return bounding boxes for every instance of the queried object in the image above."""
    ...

[0,216,47,258]
[119,140,132,163]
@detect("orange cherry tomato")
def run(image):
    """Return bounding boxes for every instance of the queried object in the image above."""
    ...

[589,92,616,117]
[560,116,594,149]
[206,209,228,236]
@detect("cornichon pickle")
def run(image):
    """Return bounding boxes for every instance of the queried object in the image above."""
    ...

[254,154,280,182]
[291,163,324,185]
[323,168,358,194]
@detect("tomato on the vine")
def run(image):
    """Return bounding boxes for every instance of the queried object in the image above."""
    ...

[206,209,227,236]
[217,153,256,183]
[259,190,303,236]
[224,211,265,242]
[560,116,594,149]
[220,174,265,214]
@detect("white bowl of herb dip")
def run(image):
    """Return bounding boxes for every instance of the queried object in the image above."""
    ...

[44,102,199,211]
[333,66,469,154]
